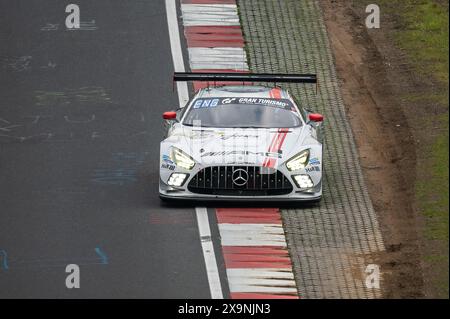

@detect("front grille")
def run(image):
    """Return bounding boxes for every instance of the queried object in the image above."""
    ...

[188,166,293,196]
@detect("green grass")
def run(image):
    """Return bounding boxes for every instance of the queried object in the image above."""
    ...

[417,116,449,242]
[417,112,448,298]
[380,0,449,298]
[399,1,449,83]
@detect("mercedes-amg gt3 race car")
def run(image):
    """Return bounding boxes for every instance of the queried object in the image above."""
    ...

[159,73,324,202]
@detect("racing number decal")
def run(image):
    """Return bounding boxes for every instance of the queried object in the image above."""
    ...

[263,128,289,168]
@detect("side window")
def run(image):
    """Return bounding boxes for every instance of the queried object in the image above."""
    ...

[300,106,308,121]
[176,104,189,121]
[291,96,308,122]
[178,93,200,122]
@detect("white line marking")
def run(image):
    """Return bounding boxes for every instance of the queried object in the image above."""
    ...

[196,207,224,299]
[165,0,224,299]
[165,0,189,107]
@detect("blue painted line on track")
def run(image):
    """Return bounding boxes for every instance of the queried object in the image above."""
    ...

[95,247,108,265]
[0,248,108,270]
[0,250,9,270]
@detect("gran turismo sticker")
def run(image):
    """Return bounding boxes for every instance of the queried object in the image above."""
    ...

[222,98,237,104]
[237,97,291,108]
[192,97,294,110]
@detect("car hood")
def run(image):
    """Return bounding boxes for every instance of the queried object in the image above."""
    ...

[164,125,314,167]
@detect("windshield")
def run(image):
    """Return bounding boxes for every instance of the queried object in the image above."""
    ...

[182,97,302,128]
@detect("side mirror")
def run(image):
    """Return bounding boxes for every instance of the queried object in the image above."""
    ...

[308,113,324,123]
[163,111,177,120]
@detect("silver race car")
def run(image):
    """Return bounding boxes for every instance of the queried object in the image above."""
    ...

[159,73,324,202]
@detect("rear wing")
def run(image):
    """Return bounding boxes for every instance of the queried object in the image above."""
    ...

[173,72,317,84]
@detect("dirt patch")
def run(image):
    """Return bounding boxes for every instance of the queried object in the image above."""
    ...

[319,0,427,298]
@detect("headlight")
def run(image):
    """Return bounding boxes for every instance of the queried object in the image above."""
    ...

[293,175,314,189]
[170,147,195,170]
[167,173,189,187]
[286,149,310,171]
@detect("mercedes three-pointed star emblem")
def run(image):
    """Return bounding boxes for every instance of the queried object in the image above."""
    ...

[232,168,249,187]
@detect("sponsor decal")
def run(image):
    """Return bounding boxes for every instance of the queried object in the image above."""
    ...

[162,154,174,165]
[161,154,176,170]
[161,163,175,171]
[170,130,215,139]
[237,97,290,108]
[201,150,281,158]
[218,133,260,140]
[222,98,237,104]
[306,166,321,173]
[191,97,294,110]
[305,157,321,172]
[309,157,321,165]
[193,98,220,109]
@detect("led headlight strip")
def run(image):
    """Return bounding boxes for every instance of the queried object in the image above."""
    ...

[286,149,310,171]
[293,175,314,189]
[167,173,189,187]
[170,147,196,170]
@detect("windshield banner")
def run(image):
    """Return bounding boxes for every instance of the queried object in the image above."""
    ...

[192,97,294,110]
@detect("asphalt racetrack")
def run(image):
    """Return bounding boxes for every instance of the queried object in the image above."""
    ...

[0,0,213,298]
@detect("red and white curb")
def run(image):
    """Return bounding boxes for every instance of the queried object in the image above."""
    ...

[181,0,249,91]
[168,0,299,299]
[216,208,298,299]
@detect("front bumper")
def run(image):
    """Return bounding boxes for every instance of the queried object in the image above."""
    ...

[159,193,322,203]
[159,178,322,202]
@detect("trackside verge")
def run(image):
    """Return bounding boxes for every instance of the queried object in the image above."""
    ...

[238,0,385,298]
